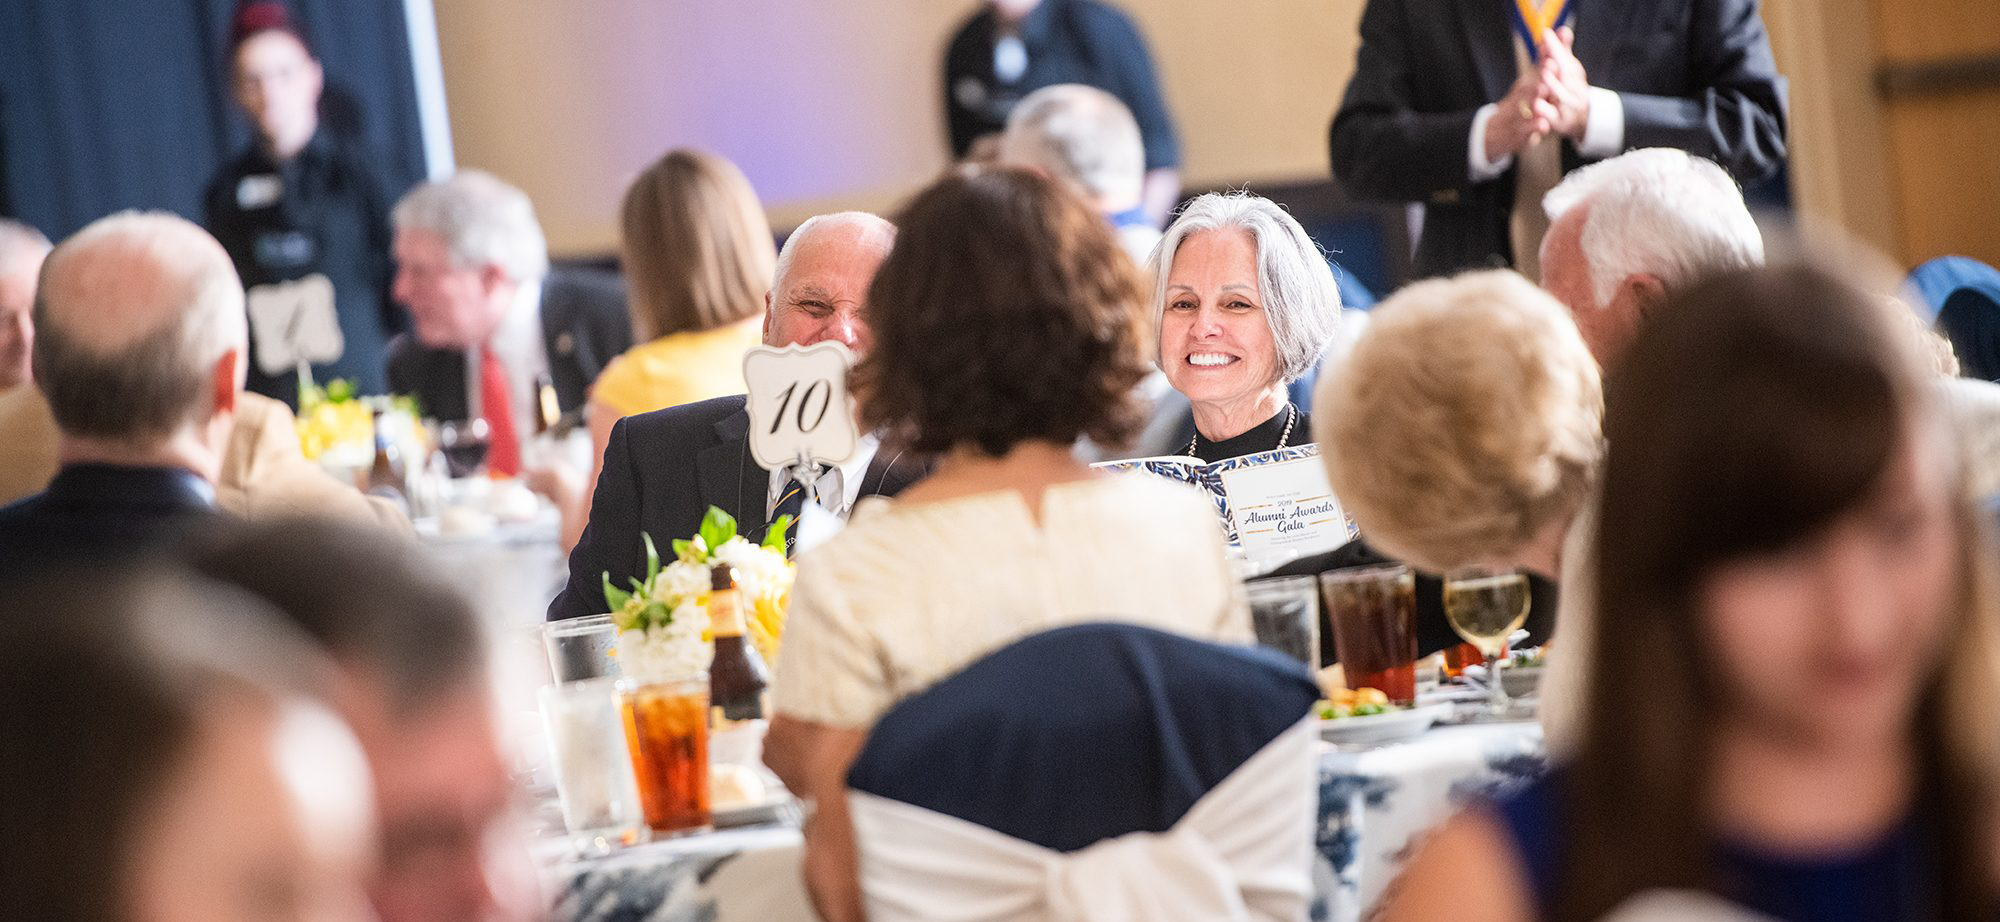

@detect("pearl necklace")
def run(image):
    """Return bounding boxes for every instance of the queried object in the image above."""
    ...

[1187,404,1296,459]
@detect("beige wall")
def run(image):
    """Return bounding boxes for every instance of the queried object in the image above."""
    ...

[434,0,1361,257]
[436,1,1923,269]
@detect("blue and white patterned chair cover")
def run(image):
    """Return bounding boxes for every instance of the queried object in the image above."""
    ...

[846,622,1322,922]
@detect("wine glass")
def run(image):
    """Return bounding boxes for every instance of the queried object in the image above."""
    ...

[1442,566,1531,715]
[436,418,492,479]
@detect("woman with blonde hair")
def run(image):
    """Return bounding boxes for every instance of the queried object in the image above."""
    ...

[567,149,775,546]
[1381,264,2000,922]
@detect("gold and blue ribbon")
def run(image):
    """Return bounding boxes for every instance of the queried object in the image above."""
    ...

[1510,0,1574,61]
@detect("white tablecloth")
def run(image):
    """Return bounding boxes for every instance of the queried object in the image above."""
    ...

[543,719,1547,922]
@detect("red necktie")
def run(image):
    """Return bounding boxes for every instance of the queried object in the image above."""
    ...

[479,348,522,477]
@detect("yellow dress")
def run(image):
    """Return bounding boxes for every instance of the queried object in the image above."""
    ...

[591,317,762,418]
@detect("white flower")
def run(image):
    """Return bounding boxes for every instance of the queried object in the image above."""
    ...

[617,606,712,682]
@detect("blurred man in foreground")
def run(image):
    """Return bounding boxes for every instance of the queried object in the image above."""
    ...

[192,518,539,922]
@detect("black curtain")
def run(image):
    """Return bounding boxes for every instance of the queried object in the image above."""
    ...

[0,0,427,240]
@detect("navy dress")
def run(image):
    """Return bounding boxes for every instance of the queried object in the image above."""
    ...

[1494,772,1937,922]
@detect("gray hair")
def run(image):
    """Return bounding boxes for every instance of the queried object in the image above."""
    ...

[1149,192,1341,384]
[391,169,550,283]
[34,212,246,443]
[998,84,1145,208]
[773,211,895,292]
[1542,148,1764,308]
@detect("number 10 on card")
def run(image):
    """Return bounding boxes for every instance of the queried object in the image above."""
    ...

[742,342,862,471]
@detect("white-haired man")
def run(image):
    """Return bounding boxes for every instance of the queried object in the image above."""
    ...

[1537,147,1764,369]
[387,170,630,477]
[999,83,1157,263]
[549,213,925,620]
[0,213,246,574]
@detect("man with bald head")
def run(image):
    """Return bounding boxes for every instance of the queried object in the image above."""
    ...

[549,212,921,619]
[0,213,245,574]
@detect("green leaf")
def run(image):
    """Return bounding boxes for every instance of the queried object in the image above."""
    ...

[672,538,695,561]
[601,572,632,614]
[627,577,645,596]
[698,506,737,555]
[326,378,356,403]
[763,514,795,552]
[642,533,662,584]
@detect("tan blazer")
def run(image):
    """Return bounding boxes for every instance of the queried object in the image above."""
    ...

[0,385,60,505]
[0,387,406,532]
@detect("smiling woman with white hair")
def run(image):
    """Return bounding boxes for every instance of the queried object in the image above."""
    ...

[1151,192,1341,461]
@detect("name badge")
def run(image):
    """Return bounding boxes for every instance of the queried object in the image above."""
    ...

[236,174,283,210]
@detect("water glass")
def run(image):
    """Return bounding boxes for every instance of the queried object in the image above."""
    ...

[539,678,645,855]
[1245,575,1321,667]
[544,615,621,683]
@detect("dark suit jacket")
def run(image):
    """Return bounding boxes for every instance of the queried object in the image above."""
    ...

[386,265,631,422]
[547,395,929,621]
[0,464,219,585]
[1328,0,1788,277]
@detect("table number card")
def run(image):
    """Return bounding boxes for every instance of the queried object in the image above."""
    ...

[246,272,343,376]
[743,341,860,473]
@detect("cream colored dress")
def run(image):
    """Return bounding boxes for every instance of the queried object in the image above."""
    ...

[771,474,1254,729]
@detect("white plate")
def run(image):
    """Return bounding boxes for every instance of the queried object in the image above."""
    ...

[712,795,799,829]
[1319,702,1452,746]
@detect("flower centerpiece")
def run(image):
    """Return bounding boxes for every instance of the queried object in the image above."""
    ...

[603,507,796,681]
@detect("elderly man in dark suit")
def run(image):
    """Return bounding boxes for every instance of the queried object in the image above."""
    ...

[1328,0,1787,281]
[385,170,629,477]
[0,213,247,578]
[548,212,916,621]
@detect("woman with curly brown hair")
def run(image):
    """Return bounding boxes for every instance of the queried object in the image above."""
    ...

[762,167,1252,922]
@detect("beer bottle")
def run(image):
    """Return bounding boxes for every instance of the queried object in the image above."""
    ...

[707,564,769,721]
[365,409,408,507]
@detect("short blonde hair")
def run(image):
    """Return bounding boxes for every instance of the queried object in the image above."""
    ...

[1313,270,1603,572]
[620,149,775,341]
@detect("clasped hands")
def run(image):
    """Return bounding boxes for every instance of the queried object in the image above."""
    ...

[1484,26,1590,163]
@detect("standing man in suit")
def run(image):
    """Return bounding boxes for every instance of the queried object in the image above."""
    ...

[1328,0,1787,280]
[0,213,244,577]
[548,212,913,621]
[386,170,630,477]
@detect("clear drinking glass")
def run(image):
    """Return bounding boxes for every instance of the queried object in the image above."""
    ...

[1318,564,1419,704]
[543,615,622,683]
[1245,575,1321,668]
[1442,566,1531,714]
[540,678,646,855]
[618,674,713,837]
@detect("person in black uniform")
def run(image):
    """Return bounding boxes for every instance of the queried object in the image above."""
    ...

[204,2,402,407]
[943,0,1182,225]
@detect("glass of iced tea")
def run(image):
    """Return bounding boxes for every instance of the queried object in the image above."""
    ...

[1318,564,1419,705]
[617,674,712,837]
